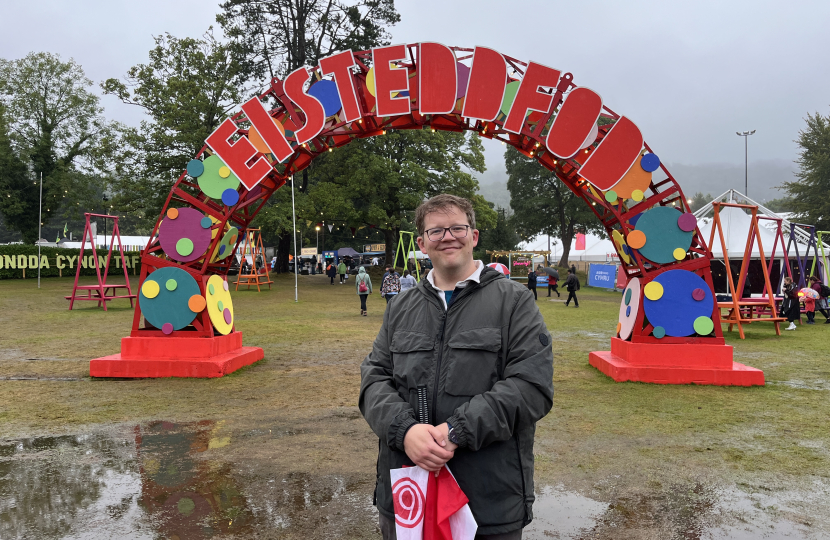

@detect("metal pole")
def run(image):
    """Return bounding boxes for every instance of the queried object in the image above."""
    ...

[37,172,42,288]
[744,136,749,197]
[291,175,298,302]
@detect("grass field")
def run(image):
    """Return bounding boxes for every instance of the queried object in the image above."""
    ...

[1,272,828,538]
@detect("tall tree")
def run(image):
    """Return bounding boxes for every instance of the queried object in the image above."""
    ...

[0,53,111,242]
[476,206,520,258]
[217,0,399,271]
[784,111,830,230]
[102,30,249,228]
[260,129,496,263]
[688,192,713,213]
[505,147,603,268]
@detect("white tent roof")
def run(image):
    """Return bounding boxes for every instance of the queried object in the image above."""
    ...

[696,206,797,259]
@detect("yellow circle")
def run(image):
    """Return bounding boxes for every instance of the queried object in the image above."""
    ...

[218,166,231,179]
[206,275,234,335]
[611,230,631,264]
[631,189,644,202]
[644,281,664,301]
[366,67,376,97]
[142,280,160,299]
[673,247,686,260]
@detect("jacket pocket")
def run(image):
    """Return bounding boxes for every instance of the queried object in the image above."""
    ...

[390,331,434,390]
[445,327,501,396]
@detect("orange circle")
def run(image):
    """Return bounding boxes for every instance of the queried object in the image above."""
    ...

[166,208,179,220]
[627,230,646,249]
[188,294,206,313]
[616,322,622,335]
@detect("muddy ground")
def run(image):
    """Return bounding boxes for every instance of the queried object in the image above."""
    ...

[1,274,828,539]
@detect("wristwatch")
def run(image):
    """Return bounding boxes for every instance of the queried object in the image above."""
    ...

[447,422,460,445]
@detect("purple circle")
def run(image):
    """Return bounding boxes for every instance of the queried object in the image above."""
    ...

[159,207,212,263]
[162,322,174,335]
[626,305,631,317]
[456,62,471,99]
[692,288,706,301]
[677,212,697,232]
[221,188,240,206]
[223,308,232,325]
[640,153,660,172]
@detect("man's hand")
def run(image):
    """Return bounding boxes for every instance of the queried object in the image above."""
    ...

[434,423,458,453]
[403,424,455,471]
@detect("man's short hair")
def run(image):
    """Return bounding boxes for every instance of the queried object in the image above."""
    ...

[415,194,476,235]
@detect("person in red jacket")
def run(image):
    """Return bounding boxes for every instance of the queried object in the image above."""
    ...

[809,276,830,324]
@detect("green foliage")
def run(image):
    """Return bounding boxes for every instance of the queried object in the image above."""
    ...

[763,196,794,213]
[217,0,400,77]
[505,147,603,267]
[784,111,830,230]
[687,192,713,213]
[101,30,248,226]
[475,207,519,259]
[0,53,112,243]
[0,244,141,280]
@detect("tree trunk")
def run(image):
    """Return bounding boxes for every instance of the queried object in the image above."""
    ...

[383,228,396,268]
[558,228,575,269]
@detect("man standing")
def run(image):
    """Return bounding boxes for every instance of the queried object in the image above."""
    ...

[564,269,580,308]
[338,259,348,284]
[360,194,554,539]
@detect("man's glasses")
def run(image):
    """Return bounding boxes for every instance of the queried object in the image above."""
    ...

[425,225,470,242]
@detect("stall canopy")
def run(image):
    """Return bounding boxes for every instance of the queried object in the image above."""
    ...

[335,247,360,257]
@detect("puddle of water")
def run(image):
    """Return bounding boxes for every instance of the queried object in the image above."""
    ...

[525,485,609,539]
[0,421,377,539]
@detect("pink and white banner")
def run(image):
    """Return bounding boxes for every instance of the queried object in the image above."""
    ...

[390,465,477,540]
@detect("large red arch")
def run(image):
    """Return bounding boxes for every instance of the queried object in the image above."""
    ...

[90,44,763,386]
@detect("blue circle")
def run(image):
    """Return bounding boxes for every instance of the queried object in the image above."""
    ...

[219,244,226,255]
[626,305,631,317]
[635,207,694,264]
[643,269,714,337]
[139,267,201,332]
[200,217,212,229]
[628,213,643,227]
[221,188,240,206]
[308,79,342,117]
[640,153,660,172]
[187,159,204,178]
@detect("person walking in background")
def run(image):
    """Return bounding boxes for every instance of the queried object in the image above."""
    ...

[399,269,417,293]
[337,260,347,284]
[564,268,580,307]
[809,275,830,323]
[311,254,317,275]
[548,274,559,297]
[380,268,401,304]
[326,261,337,285]
[355,266,373,316]
[782,276,800,330]
[527,266,538,300]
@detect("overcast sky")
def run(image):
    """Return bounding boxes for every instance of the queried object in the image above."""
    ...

[3,0,828,190]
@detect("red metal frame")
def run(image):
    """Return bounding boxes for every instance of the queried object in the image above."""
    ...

[92,44,761,384]
[66,213,136,310]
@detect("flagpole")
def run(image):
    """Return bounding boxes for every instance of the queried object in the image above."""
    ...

[291,175,298,303]
[37,172,43,289]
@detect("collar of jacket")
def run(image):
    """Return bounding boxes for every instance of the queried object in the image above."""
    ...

[414,266,503,309]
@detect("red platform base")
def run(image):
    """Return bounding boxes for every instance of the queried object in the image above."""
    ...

[589,338,764,386]
[90,332,264,378]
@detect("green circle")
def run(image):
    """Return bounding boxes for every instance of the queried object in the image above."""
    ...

[198,155,241,199]
[499,81,521,116]
[166,279,177,291]
[177,497,195,516]
[208,284,215,295]
[694,316,714,336]
[176,238,194,256]
[653,326,666,339]
[605,190,618,203]
[218,300,224,312]
[624,288,632,306]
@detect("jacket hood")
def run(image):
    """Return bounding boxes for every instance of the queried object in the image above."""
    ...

[358,267,366,274]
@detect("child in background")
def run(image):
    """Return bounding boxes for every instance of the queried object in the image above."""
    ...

[805,294,817,324]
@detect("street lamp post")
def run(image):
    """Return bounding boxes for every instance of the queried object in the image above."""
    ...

[736,130,756,196]
[315,225,320,274]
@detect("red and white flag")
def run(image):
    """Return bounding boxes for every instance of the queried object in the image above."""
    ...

[390,465,477,540]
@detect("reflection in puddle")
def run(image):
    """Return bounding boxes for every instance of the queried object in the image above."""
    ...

[525,485,608,539]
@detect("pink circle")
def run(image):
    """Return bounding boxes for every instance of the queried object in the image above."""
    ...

[223,280,229,291]
[456,62,470,99]
[223,308,232,325]
[677,212,697,232]
[159,207,212,263]
[161,322,174,335]
[692,288,706,301]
